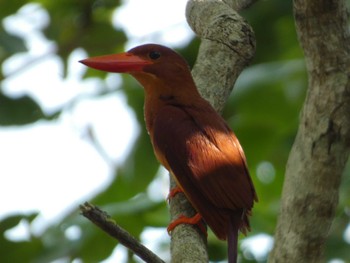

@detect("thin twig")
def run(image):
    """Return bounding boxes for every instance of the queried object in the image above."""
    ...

[80,202,165,263]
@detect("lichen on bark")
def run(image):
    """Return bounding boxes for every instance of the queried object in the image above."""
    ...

[269,0,350,262]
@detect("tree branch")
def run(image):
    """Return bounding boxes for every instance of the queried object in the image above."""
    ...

[187,0,256,113]
[168,177,209,263]
[80,202,165,263]
[269,0,350,262]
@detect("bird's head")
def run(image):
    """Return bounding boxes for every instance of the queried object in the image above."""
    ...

[80,44,197,98]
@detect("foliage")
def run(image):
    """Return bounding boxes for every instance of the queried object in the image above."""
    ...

[0,0,349,262]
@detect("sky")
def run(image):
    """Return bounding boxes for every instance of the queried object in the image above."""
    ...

[0,0,191,261]
[0,0,275,261]
[1,0,191,224]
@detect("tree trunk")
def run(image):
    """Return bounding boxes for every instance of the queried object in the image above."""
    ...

[269,0,350,262]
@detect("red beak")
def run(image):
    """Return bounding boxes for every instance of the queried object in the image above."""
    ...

[79,52,152,73]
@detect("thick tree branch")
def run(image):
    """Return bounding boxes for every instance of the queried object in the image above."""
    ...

[168,178,209,263]
[269,0,350,262]
[187,0,256,113]
[80,202,165,263]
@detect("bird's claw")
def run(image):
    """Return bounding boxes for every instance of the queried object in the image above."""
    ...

[167,213,207,236]
[167,186,183,201]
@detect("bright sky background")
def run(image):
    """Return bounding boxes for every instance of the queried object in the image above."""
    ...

[1,0,191,223]
[0,0,192,261]
[0,0,276,261]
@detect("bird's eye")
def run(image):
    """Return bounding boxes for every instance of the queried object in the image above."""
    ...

[149,51,161,60]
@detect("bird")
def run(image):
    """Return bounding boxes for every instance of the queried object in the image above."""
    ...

[80,44,257,263]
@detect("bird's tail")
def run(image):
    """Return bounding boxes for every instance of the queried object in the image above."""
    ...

[227,216,239,263]
[228,211,251,263]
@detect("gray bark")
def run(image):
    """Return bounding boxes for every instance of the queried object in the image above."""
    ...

[269,0,350,262]
[187,0,256,113]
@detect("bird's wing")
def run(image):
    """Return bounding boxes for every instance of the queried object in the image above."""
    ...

[152,103,256,213]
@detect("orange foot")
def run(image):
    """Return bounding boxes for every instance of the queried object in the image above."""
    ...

[167,186,183,201]
[167,213,207,236]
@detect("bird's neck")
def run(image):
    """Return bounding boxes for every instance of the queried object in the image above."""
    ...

[143,85,201,136]
[143,90,172,135]
[131,71,202,134]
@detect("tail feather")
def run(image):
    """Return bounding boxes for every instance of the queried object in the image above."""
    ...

[227,216,239,263]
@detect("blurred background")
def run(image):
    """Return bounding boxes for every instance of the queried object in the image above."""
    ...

[0,0,349,262]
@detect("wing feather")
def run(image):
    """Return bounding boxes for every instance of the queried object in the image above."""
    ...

[151,102,256,239]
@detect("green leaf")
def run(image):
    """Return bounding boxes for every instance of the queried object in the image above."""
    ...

[0,0,28,18]
[0,213,37,233]
[36,218,117,263]
[90,76,160,204]
[0,93,57,125]
[0,213,44,262]
[103,194,168,229]
[92,129,160,204]
[40,0,125,76]
[0,28,27,61]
